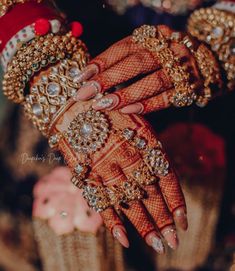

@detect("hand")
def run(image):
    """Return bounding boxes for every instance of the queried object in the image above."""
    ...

[28,45,188,254]
[33,167,103,235]
[33,69,188,253]
[73,25,221,113]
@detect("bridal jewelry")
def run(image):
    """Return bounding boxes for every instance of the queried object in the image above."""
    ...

[65,109,109,154]
[132,25,197,107]
[24,56,88,136]
[3,33,88,103]
[188,7,235,90]
[121,128,169,178]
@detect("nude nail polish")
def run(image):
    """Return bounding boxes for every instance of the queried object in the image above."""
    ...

[94,97,114,109]
[120,103,143,114]
[75,82,99,101]
[151,236,165,254]
[174,208,188,231]
[162,228,179,250]
[93,94,119,110]
[113,227,129,248]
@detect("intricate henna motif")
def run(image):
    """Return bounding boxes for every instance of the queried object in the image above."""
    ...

[25,25,189,249]
[75,24,221,114]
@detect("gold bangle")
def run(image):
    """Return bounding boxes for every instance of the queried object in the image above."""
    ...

[132,25,197,107]
[188,7,235,90]
[3,33,88,103]
[0,0,42,17]
[181,36,223,107]
[24,56,88,136]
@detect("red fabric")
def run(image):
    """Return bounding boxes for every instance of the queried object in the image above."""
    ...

[0,1,61,53]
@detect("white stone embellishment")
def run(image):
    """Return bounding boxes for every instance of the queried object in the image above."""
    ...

[60,211,68,218]
[74,164,84,175]
[80,123,93,137]
[123,128,135,140]
[211,26,224,39]
[135,138,147,149]
[46,82,61,96]
[145,148,169,176]
[48,134,60,148]
[96,97,113,108]
[50,19,61,34]
[66,109,109,154]
[32,103,43,116]
[152,237,164,253]
[68,66,80,78]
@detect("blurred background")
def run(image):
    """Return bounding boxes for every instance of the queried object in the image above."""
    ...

[0,0,235,270]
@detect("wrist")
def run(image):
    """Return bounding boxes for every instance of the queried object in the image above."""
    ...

[187,3,235,90]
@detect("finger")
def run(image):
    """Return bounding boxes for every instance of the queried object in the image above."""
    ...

[133,120,188,231]
[158,172,186,218]
[89,36,143,72]
[92,156,130,248]
[74,50,161,102]
[173,206,188,231]
[161,225,179,250]
[158,169,188,231]
[100,207,129,248]
[145,231,165,254]
[143,185,178,250]
[92,69,172,111]
[119,103,144,114]
[120,200,157,242]
[74,80,101,101]
[90,50,159,92]
[120,89,173,114]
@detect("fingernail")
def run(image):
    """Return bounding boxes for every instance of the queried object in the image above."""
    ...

[146,232,165,254]
[75,81,100,101]
[93,94,119,110]
[174,207,188,231]
[73,64,99,84]
[162,227,178,250]
[152,236,165,254]
[113,226,129,248]
[120,103,144,114]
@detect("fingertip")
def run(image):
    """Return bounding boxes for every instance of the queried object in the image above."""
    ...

[112,225,130,248]
[92,94,119,110]
[161,226,179,250]
[173,207,188,231]
[75,81,100,101]
[145,231,165,254]
[120,103,143,114]
[75,64,99,84]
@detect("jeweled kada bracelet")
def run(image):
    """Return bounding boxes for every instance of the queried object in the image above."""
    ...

[3,33,88,104]
[181,36,223,106]
[24,56,88,136]
[188,7,235,90]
